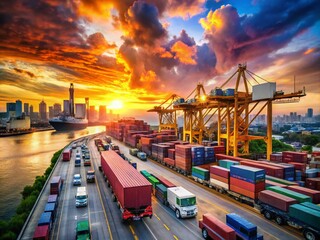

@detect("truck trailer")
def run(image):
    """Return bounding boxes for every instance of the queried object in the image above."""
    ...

[62,148,71,161]
[101,151,153,221]
[258,190,320,240]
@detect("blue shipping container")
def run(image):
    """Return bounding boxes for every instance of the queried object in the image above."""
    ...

[38,212,52,228]
[230,165,265,183]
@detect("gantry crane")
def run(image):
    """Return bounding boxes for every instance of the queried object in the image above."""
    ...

[150,64,306,159]
[147,94,181,135]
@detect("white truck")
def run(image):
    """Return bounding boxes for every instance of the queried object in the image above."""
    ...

[167,186,198,219]
[75,187,88,208]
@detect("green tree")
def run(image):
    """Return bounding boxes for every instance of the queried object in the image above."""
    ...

[21,185,33,199]
[0,231,16,240]
[16,195,37,215]
[301,145,312,153]
[301,135,320,146]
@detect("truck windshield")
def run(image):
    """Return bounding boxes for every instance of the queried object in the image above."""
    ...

[76,195,86,200]
[180,197,196,207]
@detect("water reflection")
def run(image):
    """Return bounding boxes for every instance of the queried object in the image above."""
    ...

[0,125,105,220]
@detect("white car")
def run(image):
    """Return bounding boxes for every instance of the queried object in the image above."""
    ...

[73,174,82,186]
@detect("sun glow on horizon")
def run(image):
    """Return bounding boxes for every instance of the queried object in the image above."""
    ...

[108,99,124,110]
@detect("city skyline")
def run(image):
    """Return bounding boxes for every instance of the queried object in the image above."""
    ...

[0,1,319,122]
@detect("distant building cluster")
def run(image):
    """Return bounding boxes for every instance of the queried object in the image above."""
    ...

[0,99,120,131]
[274,108,316,124]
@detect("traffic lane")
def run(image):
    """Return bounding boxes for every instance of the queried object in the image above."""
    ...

[55,147,85,240]
[111,140,301,240]
[147,197,202,240]
[20,145,70,239]
[86,172,113,240]
[89,139,139,240]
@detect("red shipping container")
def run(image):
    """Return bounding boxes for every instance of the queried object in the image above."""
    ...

[33,225,49,240]
[163,157,175,167]
[258,190,298,212]
[168,149,175,160]
[215,154,245,162]
[287,185,320,204]
[230,184,258,199]
[197,163,213,170]
[306,178,320,190]
[152,175,176,188]
[101,151,152,219]
[287,162,307,172]
[50,176,62,195]
[210,173,229,184]
[199,213,236,240]
[230,177,265,192]
[210,166,230,178]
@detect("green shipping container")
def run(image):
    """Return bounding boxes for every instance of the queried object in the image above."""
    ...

[268,186,312,203]
[140,170,151,178]
[289,204,320,230]
[266,175,297,186]
[147,176,160,188]
[300,202,320,212]
[155,184,167,198]
[192,167,209,178]
[219,159,239,169]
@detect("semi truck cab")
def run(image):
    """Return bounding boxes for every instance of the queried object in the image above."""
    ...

[76,220,91,240]
[75,187,88,207]
[167,186,198,218]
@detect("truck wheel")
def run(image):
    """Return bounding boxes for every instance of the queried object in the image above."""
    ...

[107,181,110,187]
[175,209,181,219]
[264,211,273,220]
[304,229,318,240]
[112,194,116,202]
[202,228,209,239]
[275,216,284,225]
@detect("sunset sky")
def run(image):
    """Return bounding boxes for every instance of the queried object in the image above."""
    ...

[0,0,319,123]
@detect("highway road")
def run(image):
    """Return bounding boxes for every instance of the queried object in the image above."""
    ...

[20,133,304,240]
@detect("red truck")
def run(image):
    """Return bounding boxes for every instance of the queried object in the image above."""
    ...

[101,151,153,221]
[199,213,236,240]
[50,176,62,195]
[32,225,49,240]
[62,148,71,161]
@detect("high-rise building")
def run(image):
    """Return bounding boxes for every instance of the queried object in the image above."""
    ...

[6,102,16,118]
[75,104,86,119]
[24,103,29,116]
[15,100,22,117]
[49,106,54,119]
[39,100,47,121]
[99,105,107,121]
[89,106,96,121]
[53,103,61,117]
[307,108,313,118]
[63,100,70,115]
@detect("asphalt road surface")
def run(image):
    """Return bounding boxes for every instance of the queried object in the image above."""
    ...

[20,134,304,240]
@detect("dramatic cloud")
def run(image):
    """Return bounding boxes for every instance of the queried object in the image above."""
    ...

[200,1,320,73]
[124,1,168,47]
[171,41,197,65]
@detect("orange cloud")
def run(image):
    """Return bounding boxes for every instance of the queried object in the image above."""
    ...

[167,0,206,19]
[171,41,197,65]
[199,6,225,31]
[304,48,315,55]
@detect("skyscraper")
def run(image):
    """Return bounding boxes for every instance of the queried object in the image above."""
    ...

[6,102,16,118]
[307,108,313,118]
[24,103,29,116]
[15,100,22,117]
[49,106,54,119]
[53,103,61,117]
[39,100,47,121]
[89,106,96,121]
[99,105,107,121]
[63,100,70,115]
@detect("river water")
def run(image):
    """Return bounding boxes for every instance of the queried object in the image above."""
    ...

[0,126,105,220]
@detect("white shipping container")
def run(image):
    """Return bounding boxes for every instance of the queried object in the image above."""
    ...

[210,178,229,190]
[252,82,276,101]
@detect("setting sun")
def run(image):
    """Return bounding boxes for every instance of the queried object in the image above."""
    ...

[108,100,124,109]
